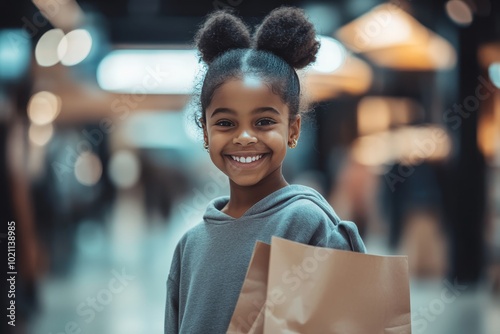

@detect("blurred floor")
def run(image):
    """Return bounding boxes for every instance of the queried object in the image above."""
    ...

[28,192,500,334]
[29,189,198,334]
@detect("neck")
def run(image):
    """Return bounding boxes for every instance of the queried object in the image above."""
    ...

[224,167,288,217]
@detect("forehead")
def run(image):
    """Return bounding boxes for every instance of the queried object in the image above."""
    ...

[207,76,288,114]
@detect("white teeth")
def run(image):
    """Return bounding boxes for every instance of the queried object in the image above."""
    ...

[231,154,263,164]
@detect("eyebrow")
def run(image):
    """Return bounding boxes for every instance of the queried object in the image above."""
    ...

[210,107,281,119]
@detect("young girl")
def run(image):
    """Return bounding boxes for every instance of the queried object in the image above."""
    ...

[165,7,365,333]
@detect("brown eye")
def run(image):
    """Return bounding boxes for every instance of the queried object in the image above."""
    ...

[215,120,233,127]
[256,119,276,126]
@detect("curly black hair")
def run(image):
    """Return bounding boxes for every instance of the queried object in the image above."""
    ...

[192,6,320,129]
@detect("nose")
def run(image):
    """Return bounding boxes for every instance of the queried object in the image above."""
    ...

[233,129,257,146]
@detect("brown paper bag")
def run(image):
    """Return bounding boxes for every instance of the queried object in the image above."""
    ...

[227,241,270,334]
[228,237,411,334]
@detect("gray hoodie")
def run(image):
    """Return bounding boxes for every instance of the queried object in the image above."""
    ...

[165,184,365,334]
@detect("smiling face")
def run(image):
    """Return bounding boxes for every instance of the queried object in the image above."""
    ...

[202,75,300,189]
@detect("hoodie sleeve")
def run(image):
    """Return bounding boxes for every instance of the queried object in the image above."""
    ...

[336,220,366,253]
[165,276,179,334]
[165,241,182,334]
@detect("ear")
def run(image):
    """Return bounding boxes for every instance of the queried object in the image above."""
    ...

[200,117,208,143]
[288,114,301,143]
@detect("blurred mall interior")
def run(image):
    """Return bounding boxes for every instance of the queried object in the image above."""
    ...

[1,0,500,333]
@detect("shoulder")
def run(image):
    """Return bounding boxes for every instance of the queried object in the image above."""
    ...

[269,185,337,237]
[286,198,331,223]
[168,222,206,279]
[282,185,338,222]
[283,184,366,252]
[175,222,207,251]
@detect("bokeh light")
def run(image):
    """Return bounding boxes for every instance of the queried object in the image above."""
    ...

[108,150,141,189]
[488,62,500,89]
[352,126,452,167]
[446,0,474,26]
[35,29,65,67]
[74,152,103,186]
[28,123,54,146]
[58,29,93,66]
[97,49,204,94]
[27,91,62,125]
[0,29,31,80]
[352,133,393,167]
[311,36,346,73]
[357,97,392,136]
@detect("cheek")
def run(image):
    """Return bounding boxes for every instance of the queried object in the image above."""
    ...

[264,128,289,143]
[262,134,289,156]
[209,131,228,143]
[267,133,287,144]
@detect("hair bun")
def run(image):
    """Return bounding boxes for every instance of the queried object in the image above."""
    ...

[254,7,320,69]
[195,10,251,65]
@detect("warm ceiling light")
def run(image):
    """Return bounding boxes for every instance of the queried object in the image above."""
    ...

[352,133,393,167]
[336,4,419,52]
[396,126,452,163]
[336,4,457,70]
[357,98,392,136]
[352,125,451,167]
[304,55,372,101]
[357,96,422,136]
[360,36,457,71]
[445,0,473,26]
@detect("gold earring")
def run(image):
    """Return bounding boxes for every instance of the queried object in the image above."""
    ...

[289,138,298,148]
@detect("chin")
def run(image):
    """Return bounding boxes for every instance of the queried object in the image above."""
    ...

[229,176,264,187]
